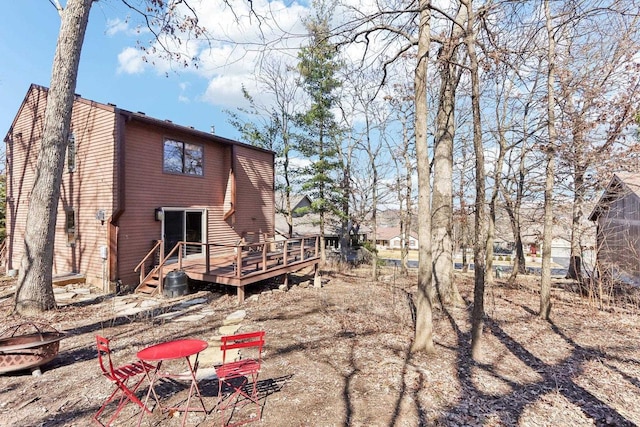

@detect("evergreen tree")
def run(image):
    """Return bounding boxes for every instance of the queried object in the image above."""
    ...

[296,0,344,262]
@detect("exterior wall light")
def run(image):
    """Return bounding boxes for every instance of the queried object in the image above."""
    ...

[155,207,164,221]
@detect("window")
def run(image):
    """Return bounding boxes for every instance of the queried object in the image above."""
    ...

[67,132,76,172]
[163,139,203,176]
[66,209,76,246]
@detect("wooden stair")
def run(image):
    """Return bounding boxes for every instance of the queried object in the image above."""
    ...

[135,271,161,296]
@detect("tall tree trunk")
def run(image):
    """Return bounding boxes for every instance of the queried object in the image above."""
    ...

[458,138,470,274]
[411,0,435,354]
[540,0,556,320]
[14,0,93,315]
[487,84,509,285]
[284,143,293,238]
[432,5,465,307]
[402,133,413,275]
[567,161,585,281]
[464,0,487,360]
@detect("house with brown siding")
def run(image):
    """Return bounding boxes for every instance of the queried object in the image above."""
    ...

[589,172,640,285]
[4,84,279,293]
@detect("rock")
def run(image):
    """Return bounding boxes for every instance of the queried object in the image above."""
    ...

[174,314,205,322]
[223,309,247,325]
[218,324,241,336]
[140,300,161,308]
[179,297,208,307]
[55,292,77,301]
[278,284,288,291]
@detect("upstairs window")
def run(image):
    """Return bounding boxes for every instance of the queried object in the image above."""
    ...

[67,132,76,172]
[163,139,203,176]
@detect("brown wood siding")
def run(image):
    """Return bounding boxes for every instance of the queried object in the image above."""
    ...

[233,146,275,243]
[118,121,235,285]
[6,86,116,288]
[597,190,640,279]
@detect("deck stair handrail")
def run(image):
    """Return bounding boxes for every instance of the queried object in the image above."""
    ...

[134,240,163,284]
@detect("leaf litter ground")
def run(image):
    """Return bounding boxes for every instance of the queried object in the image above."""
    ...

[0,266,639,426]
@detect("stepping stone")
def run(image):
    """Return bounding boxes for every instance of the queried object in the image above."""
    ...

[195,367,218,381]
[174,314,205,322]
[140,300,161,308]
[119,307,145,316]
[55,292,77,300]
[155,311,181,320]
[218,324,241,336]
[113,302,138,312]
[222,309,246,325]
[112,298,135,308]
[196,346,223,366]
[74,288,92,295]
[179,297,208,307]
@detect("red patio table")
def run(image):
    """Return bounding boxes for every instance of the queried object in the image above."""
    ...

[137,339,208,427]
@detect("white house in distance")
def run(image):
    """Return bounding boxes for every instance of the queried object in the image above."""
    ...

[375,227,418,250]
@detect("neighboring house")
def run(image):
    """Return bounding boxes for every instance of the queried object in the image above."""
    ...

[589,172,640,284]
[274,193,367,249]
[375,227,418,250]
[5,84,278,292]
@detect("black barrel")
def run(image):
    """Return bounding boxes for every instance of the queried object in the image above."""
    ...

[163,270,189,298]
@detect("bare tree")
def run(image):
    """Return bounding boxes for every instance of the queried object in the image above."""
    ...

[13,0,93,314]
[412,0,436,354]
[385,80,416,276]
[226,59,302,238]
[553,8,640,282]
[462,0,488,359]
[539,0,557,320]
[432,3,465,307]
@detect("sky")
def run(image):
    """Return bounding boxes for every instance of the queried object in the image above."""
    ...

[0,0,311,144]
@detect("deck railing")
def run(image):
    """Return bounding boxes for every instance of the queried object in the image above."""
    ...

[134,235,320,294]
[171,235,320,279]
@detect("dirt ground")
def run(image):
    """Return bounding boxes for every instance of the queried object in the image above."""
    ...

[0,266,639,427]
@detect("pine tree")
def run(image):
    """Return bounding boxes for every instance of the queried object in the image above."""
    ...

[296,1,344,262]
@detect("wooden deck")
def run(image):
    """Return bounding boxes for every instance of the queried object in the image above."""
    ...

[136,236,320,302]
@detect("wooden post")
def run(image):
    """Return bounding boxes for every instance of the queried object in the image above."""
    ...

[205,243,210,274]
[300,238,304,260]
[313,262,321,288]
[283,240,288,265]
[236,246,242,278]
[237,285,245,304]
[262,243,267,271]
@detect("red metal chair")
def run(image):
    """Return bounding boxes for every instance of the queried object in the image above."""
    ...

[94,335,156,426]
[215,331,265,426]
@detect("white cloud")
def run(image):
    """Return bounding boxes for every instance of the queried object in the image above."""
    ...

[106,18,129,36]
[106,17,149,37]
[117,47,146,74]
[112,0,311,108]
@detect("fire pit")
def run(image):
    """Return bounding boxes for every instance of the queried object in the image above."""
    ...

[0,322,65,376]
